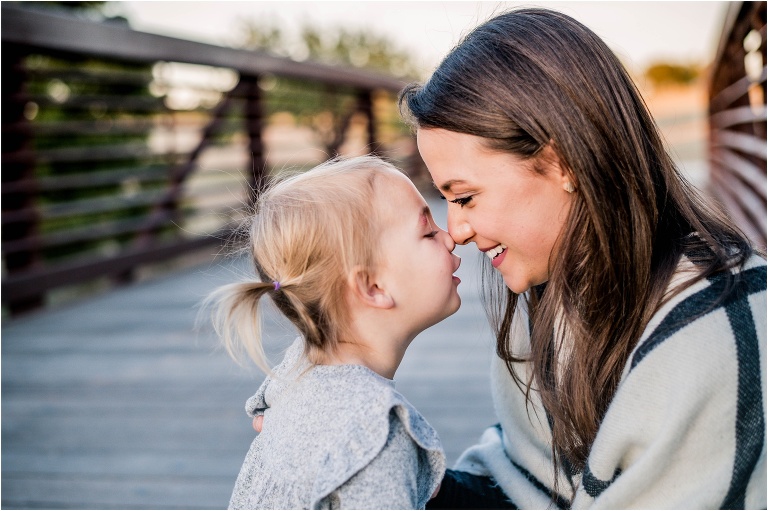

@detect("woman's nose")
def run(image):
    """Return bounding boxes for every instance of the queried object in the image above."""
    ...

[447,209,474,245]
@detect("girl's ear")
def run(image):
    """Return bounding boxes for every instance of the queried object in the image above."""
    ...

[349,266,394,310]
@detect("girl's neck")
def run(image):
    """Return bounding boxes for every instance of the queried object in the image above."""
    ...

[321,338,408,380]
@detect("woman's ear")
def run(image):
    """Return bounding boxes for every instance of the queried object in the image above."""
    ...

[348,266,395,310]
[541,143,576,192]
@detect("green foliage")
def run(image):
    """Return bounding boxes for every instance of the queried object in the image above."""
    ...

[238,19,421,79]
[644,62,702,87]
[236,19,415,146]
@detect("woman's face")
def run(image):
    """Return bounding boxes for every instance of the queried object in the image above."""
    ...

[417,128,573,294]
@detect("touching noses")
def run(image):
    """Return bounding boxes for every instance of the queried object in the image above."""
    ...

[446,207,474,245]
[438,227,456,252]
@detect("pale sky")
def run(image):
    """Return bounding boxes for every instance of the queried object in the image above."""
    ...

[115,1,731,75]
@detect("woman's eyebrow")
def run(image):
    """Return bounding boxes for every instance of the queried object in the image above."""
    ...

[436,179,468,192]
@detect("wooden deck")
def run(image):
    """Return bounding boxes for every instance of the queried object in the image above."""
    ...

[2,197,498,509]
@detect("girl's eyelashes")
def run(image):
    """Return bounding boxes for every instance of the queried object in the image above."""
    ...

[425,230,438,239]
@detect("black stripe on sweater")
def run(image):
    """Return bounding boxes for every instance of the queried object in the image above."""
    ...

[720,289,765,509]
[630,266,766,370]
[582,464,621,499]
[493,424,571,509]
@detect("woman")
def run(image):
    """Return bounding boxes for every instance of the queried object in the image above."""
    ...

[399,7,766,509]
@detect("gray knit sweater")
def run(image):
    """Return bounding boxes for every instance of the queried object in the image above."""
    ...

[228,339,446,509]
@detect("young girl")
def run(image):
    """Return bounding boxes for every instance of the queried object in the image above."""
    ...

[208,155,460,509]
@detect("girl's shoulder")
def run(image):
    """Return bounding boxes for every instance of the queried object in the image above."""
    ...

[247,337,442,454]
[241,340,444,508]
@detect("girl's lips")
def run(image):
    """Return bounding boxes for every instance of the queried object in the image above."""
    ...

[452,256,461,284]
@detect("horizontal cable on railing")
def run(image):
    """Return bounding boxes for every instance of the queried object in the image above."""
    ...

[710,67,767,112]
[710,146,768,198]
[709,167,767,235]
[1,165,169,193]
[711,128,768,158]
[710,104,768,128]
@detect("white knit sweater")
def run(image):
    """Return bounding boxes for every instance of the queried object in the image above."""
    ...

[454,254,767,508]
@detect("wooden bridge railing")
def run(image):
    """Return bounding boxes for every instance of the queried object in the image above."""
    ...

[1,5,420,315]
[708,1,767,251]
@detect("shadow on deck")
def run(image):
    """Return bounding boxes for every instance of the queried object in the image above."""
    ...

[2,197,498,510]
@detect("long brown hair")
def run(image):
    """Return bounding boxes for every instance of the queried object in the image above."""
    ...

[400,8,752,478]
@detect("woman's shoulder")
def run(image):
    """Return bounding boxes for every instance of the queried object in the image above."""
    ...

[628,252,765,376]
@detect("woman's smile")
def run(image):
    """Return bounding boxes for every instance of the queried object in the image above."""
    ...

[484,244,508,268]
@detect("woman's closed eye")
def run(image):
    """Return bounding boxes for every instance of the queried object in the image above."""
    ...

[425,230,439,239]
[450,196,473,207]
[437,193,473,208]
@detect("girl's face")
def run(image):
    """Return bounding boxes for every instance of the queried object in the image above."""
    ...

[417,129,573,294]
[375,171,462,334]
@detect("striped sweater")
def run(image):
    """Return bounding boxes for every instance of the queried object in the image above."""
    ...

[454,254,767,508]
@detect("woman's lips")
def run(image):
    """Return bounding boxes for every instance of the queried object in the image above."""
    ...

[484,244,507,268]
[491,248,506,268]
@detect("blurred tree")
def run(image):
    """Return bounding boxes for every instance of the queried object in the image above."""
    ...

[644,62,702,87]
[235,19,417,157]
[238,19,421,78]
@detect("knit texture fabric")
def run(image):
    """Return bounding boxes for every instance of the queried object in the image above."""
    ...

[229,339,446,509]
[454,254,767,509]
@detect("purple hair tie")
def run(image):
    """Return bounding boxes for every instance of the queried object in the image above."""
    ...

[273,281,280,291]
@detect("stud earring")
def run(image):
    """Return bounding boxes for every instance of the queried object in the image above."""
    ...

[564,181,576,193]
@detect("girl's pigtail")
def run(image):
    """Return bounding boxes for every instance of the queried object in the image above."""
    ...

[269,282,328,360]
[206,280,275,374]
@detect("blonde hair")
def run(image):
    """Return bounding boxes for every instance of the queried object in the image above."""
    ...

[207,155,403,372]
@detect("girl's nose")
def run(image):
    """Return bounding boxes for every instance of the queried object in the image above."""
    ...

[447,209,474,245]
[438,227,456,252]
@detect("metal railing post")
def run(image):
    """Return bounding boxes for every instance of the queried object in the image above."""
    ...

[2,45,44,313]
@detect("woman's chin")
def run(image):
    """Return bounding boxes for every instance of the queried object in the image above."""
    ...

[503,275,530,295]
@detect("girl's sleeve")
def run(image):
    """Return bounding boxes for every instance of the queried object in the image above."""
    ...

[322,414,433,509]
